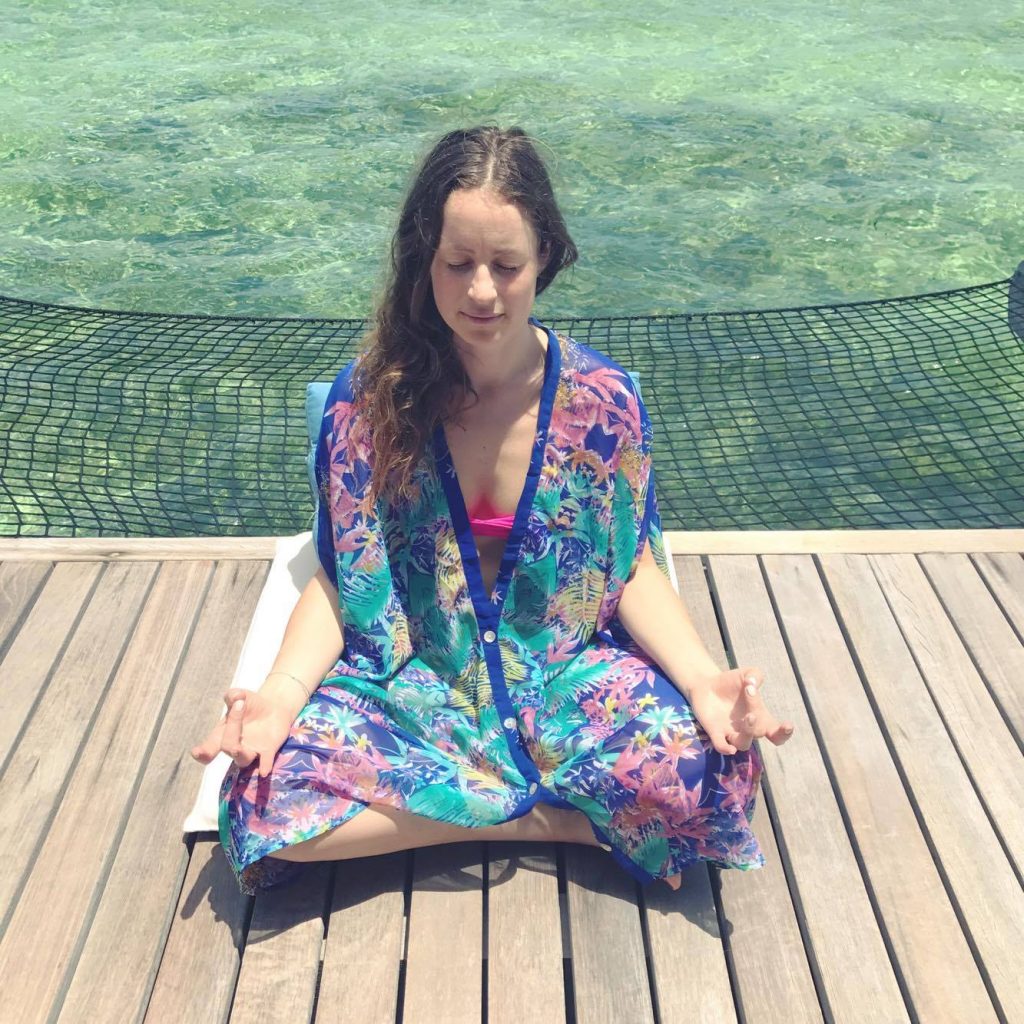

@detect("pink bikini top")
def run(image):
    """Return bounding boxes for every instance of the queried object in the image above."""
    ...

[467,493,515,538]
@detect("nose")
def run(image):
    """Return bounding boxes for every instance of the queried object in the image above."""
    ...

[468,264,497,306]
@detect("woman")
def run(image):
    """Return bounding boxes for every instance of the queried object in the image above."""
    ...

[191,126,794,897]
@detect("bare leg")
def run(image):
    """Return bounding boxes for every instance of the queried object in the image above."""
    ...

[268,801,597,861]
[268,801,684,889]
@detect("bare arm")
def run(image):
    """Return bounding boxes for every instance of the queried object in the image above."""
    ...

[258,564,345,716]
[614,540,721,698]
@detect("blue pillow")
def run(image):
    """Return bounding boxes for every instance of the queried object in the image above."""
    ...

[305,371,644,546]
[306,381,330,510]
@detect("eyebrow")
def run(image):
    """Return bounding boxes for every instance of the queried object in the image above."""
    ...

[441,244,526,257]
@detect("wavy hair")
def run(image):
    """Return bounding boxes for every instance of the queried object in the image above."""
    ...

[351,125,578,507]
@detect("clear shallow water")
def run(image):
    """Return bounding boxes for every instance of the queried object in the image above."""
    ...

[0,0,1021,318]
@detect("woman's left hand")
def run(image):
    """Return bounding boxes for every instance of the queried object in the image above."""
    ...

[685,668,794,756]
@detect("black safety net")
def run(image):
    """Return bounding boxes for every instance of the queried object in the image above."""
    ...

[2,261,1023,537]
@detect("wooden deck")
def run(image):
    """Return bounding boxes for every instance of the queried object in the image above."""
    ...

[1,530,1022,1024]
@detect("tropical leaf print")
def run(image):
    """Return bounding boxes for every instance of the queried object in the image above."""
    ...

[220,330,766,897]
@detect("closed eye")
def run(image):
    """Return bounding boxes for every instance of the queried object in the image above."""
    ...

[444,262,520,273]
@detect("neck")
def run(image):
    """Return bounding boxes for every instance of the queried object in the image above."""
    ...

[455,322,548,397]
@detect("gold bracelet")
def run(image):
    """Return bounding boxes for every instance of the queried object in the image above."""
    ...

[265,670,313,700]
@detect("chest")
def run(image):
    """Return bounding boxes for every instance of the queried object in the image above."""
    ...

[442,394,541,592]
[444,391,540,509]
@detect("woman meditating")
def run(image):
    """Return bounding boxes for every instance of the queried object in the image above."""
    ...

[191,125,795,897]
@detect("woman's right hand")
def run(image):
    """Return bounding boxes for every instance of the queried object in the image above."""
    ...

[190,688,297,779]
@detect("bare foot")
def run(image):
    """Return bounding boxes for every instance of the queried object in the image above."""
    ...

[664,873,683,890]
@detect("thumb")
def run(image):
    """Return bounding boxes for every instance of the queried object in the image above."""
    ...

[690,692,736,756]
[191,720,224,762]
[710,731,737,756]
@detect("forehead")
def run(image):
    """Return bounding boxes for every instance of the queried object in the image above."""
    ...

[437,188,538,252]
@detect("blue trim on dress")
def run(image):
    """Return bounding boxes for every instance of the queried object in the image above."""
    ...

[314,359,357,592]
[432,318,561,792]
[314,408,338,591]
[635,460,657,566]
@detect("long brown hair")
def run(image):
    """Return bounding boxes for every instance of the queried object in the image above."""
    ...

[351,125,578,507]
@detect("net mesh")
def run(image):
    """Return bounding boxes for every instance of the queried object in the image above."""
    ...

[3,261,1023,537]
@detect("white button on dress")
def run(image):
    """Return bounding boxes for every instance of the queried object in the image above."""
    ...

[599,843,612,852]
[528,782,538,794]
[483,629,497,643]
[503,717,516,729]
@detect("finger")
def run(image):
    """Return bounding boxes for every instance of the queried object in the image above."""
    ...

[256,748,277,779]
[705,727,738,756]
[767,720,795,745]
[725,729,748,752]
[726,709,758,751]
[222,698,257,768]
[191,721,225,763]
[722,721,750,751]
[745,679,798,745]
[221,697,245,746]
[741,685,774,732]
[223,688,253,712]
[738,697,795,746]
[741,681,785,736]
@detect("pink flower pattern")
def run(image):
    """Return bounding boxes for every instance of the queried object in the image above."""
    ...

[219,324,765,896]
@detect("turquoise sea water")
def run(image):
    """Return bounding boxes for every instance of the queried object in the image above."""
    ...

[1,0,1021,318]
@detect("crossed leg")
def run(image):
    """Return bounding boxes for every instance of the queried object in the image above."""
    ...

[267,800,684,890]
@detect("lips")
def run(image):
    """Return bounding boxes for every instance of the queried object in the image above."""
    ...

[461,312,502,324]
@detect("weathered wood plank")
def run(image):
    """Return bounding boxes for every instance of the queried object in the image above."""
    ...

[0,560,102,763]
[688,553,821,1022]
[230,863,331,1023]
[826,552,1023,1019]
[0,559,50,653]
[644,553,819,1024]
[869,554,1024,873]
[0,560,159,920]
[565,844,654,1024]
[714,554,910,1022]
[645,554,753,1024]
[58,559,270,1023]
[967,552,1024,742]
[973,552,1024,625]
[403,842,485,1023]
[643,863,739,1024]
[774,552,1001,1021]
[142,837,249,1024]
[486,841,565,1024]
[0,560,208,1023]
[715,790,823,1024]
[663,530,1024,554]
[317,851,407,1024]
[0,537,281,560]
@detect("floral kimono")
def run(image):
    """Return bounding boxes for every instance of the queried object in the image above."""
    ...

[219,317,765,896]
